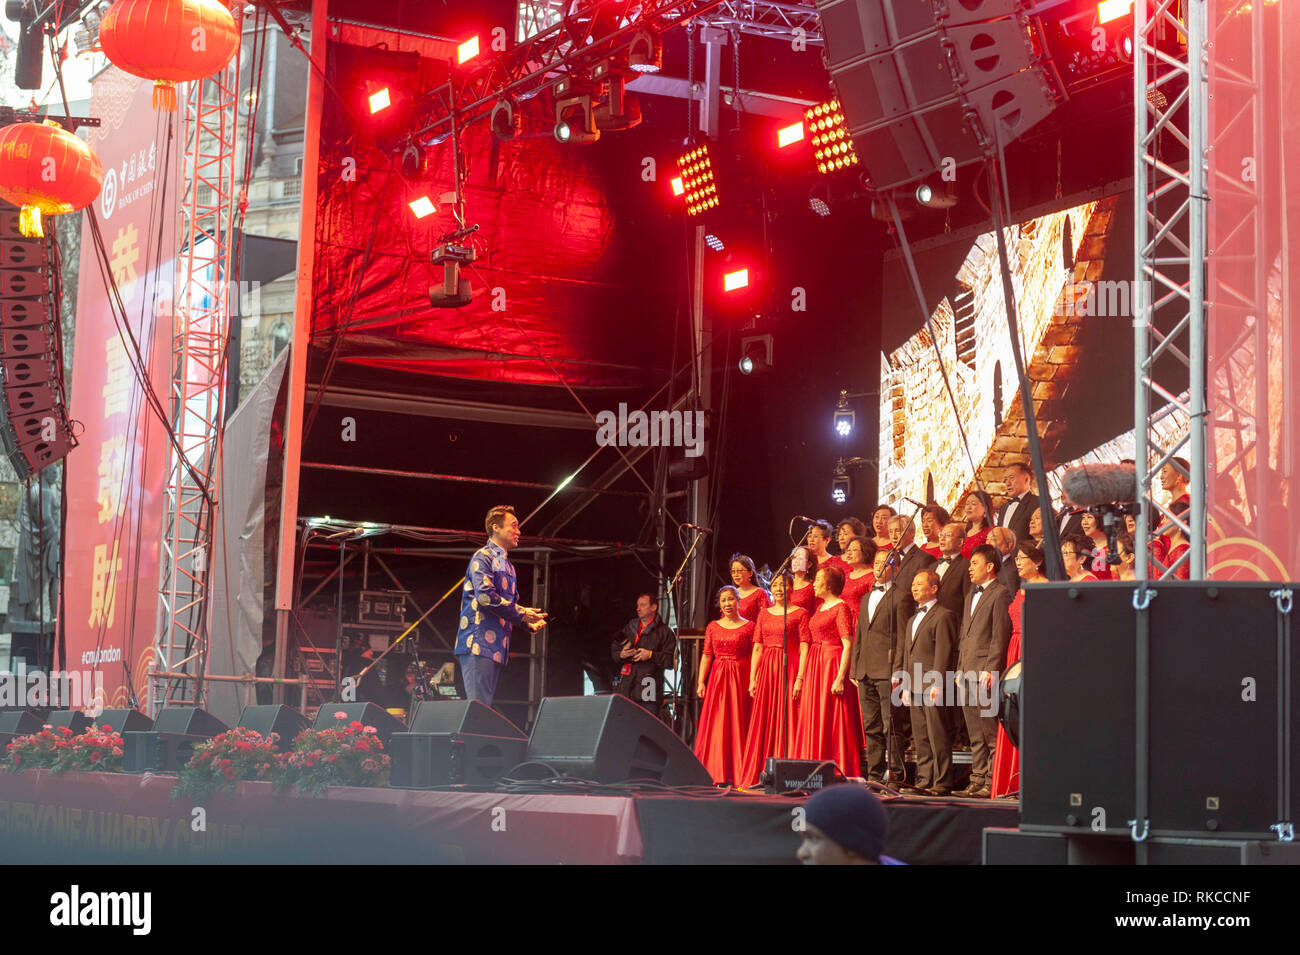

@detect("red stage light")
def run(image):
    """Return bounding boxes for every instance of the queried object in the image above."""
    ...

[723,268,749,292]
[670,176,684,196]
[1097,0,1132,23]
[778,122,804,148]
[805,99,859,175]
[458,36,480,64]
[676,144,719,217]
[409,195,437,218]
[369,87,392,114]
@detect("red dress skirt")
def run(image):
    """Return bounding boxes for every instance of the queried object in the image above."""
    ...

[737,587,772,625]
[791,601,863,776]
[739,606,811,786]
[693,619,755,784]
[991,589,1025,798]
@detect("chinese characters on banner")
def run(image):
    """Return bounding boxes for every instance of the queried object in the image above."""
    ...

[65,69,177,710]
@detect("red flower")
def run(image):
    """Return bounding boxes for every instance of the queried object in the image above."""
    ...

[89,751,103,764]
[223,767,236,781]
[361,759,378,773]
[58,726,73,736]
[101,724,113,732]
[363,726,378,735]
[334,710,348,720]
[349,720,364,731]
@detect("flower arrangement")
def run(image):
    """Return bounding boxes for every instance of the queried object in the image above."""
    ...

[4,723,126,773]
[53,724,126,773]
[273,712,390,795]
[5,725,68,772]
[171,727,283,803]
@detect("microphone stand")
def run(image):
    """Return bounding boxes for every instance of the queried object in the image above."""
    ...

[771,519,815,760]
[884,499,924,786]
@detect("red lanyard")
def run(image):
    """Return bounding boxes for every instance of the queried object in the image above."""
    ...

[632,620,650,646]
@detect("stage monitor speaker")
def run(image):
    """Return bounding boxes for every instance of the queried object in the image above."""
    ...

[312,702,406,744]
[408,699,525,738]
[122,732,210,773]
[46,710,93,734]
[238,704,309,750]
[1021,582,1289,840]
[152,706,229,738]
[389,733,528,788]
[524,695,712,786]
[813,0,1061,191]
[97,708,153,733]
[0,708,46,747]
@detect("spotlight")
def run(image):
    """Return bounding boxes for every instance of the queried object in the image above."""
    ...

[670,177,685,196]
[810,197,831,217]
[592,61,642,131]
[805,99,859,176]
[915,182,958,209]
[1116,32,1134,62]
[409,196,436,218]
[676,143,719,218]
[833,391,854,438]
[777,122,804,148]
[738,334,773,375]
[705,234,724,252]
[458,36,480,64]
[400,142,426,181]
[1097,0,1132,24]
[723,268,749,292]
[627,29,662,74]
[368,87,392,114]
[831,460,852,505]
[490,98,522,141]
[554,77,600,145]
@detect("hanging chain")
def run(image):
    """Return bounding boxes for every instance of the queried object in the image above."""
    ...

[732,26,741,132]
[1055,139,1063,200]
[687,21,696,142]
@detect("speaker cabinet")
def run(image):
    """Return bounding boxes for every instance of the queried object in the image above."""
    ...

[0,708,46,750]
[238,704,309,750]
[524,695,712,786]
[46,710,93,734]
[311,702,406,744]
[389,733,528,789]
[122,732,211,773]
[152,706,229,738]
[1021,582,1292,840]
[96,709,153,733]
[408,699,525,738]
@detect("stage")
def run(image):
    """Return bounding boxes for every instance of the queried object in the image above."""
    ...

[0,769,1017,865]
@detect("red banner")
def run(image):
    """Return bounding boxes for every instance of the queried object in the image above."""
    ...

[63,69,177,709]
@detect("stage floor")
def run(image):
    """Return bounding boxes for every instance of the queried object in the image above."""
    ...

[0,770,1016,864]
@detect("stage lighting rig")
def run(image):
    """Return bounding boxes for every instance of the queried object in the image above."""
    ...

[914,181,958,209]
[738,334,772,375]
[806,100,859,176]
[831,460,851,505]
[627,29,662,74]
[489,98,522,142]
[429,225,479,308]
[833,391,854,438]
[677,144,719,217]
[554,76,600,144]
[592,59,643,131]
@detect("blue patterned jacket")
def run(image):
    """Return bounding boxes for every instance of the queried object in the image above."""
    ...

[454,540,526,666]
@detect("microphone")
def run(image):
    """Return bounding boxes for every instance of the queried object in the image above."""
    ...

[681,522,713,534]
[791,515,819,523]
[1061,463,1137,509]
[900,496,925,509]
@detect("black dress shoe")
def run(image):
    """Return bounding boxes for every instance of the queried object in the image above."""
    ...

[929,786,953,796]
[968,786,992,798]
[900,785,929,795]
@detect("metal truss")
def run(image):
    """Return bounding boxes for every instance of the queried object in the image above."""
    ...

[1133,0,1207,580]
[419,0,728,139]
[152,14,243,713]
[697,0,822,43]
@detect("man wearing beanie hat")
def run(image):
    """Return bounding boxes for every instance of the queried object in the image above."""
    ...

[796,783,904,865]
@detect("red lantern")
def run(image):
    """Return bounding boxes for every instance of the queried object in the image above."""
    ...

[0,121,104,237]
[99,0,240,111]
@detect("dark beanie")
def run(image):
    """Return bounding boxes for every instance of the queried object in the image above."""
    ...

[804,784,888,861]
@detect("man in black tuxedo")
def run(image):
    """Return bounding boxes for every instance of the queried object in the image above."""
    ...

[886,513,937,597]
[988,526,1020,594]
[996,462,1039,545]
[933,523,970,619]
[900,569,956,796]
[955,544,1013,797]
[849,548,912,783]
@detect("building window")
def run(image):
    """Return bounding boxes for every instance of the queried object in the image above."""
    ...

[271,321,290,357]
[282,178,301,199]
[293,155,304,176]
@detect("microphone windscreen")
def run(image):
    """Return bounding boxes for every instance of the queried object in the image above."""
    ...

[1061,463,1137,508]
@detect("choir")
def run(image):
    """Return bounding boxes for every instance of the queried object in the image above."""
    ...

[687,462,1189,796]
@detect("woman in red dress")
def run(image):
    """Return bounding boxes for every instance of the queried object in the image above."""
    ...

[787,546,818,615]
[991,542,1046,798]
[791,566,863,776]
[838,536,878,631]
[1062,535,1099,582]
[960,491,994,558]
[694,586,755,784]
[739,573,811,786]
[1165,524,1191,580]
[920,505,950,558]
[831,518,867,576]
[1079,512,1114,580]
[1125,513,1169,567]
[869,505,896,555]
[730,553,771,623]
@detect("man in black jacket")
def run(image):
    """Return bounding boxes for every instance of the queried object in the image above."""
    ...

[996,462,1039,546]
[611,593,675,719]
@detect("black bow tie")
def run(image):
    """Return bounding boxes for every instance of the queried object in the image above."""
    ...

[873,585,886,592]
[974,585,985,593]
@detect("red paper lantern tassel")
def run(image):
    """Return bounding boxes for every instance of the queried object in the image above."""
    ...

[152,79,177,111]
